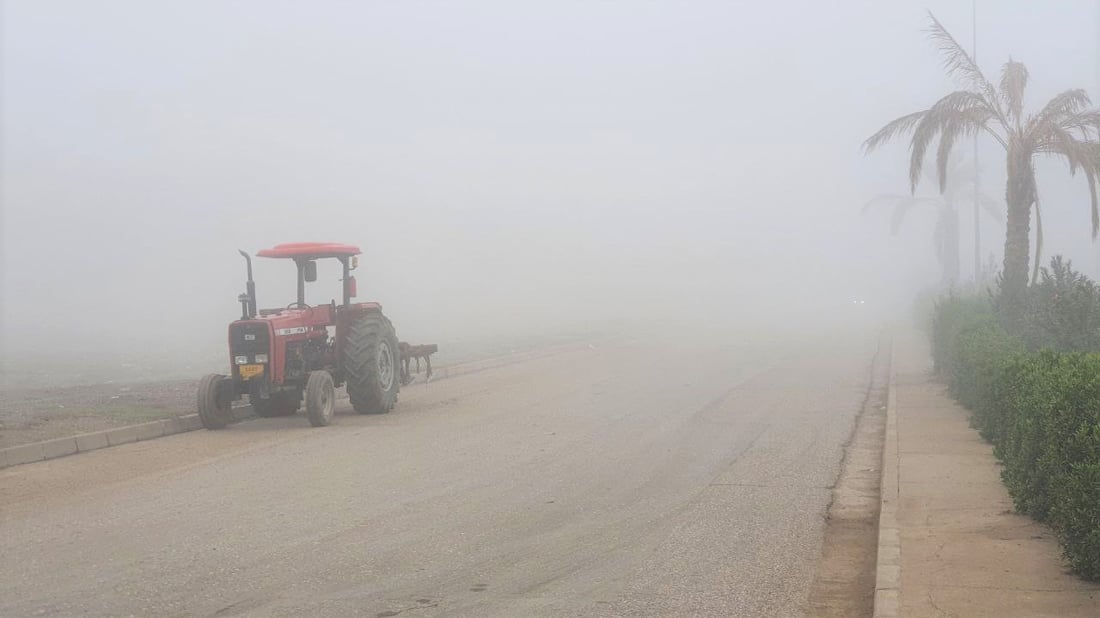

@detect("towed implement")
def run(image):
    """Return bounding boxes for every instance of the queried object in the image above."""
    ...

[197,242,436,429]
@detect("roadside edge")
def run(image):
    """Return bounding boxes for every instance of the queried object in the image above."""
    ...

[0,342,588,470]
[873,337,901,617]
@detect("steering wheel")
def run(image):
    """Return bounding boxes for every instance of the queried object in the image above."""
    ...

[286,301,313,311]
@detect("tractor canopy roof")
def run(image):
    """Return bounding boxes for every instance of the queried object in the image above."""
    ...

[256,242,361,260]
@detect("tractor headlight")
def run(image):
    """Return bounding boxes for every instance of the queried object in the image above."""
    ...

[234,355,249,365]
[254,354,269,364]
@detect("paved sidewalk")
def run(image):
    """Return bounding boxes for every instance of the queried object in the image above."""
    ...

[892,331,1099,617]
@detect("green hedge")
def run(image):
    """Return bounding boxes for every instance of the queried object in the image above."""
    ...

[933,298,1100,580]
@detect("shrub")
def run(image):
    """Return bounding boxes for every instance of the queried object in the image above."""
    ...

[1039,355,1100,579]
[1052,453,1100,579]
[930,294,1100,581]
[930,293,996,376]
[1018,256,1100,353]
[946,317,1022,417]
[995,352,1079,520]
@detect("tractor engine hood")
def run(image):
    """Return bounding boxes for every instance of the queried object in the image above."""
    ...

[248,306,336,334]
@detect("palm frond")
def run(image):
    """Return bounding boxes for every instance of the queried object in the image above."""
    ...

[907,91,997,191]
[1000,59,1029,123]
[925,12,1003,118]
[935,158,971,201]
[863,111,927,153]
[1027,90,1093,137]
[1040,136,1100,237]
[908,121,938,193]
[1039,124,1095,174]
[937,156,991,199]
[934,118,964,193]
[935,115,988,193]
[1058,110,1100,141]
[1036,89,1091,122]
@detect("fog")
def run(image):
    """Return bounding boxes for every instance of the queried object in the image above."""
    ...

[3,1,1099,382]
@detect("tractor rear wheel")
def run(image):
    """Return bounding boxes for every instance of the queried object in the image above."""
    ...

[343,312,400,415]
[197,374,234,430]
[252,391,299,417]
[305,370,336,427]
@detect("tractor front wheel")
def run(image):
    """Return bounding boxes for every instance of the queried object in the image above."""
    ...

[305,371,336,427]
[197,374,234,430]
[343,312,400,414]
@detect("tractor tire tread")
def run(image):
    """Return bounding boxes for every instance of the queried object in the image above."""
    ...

[197,373,232,430]
[343,312,400,415]
[305,371,335,427]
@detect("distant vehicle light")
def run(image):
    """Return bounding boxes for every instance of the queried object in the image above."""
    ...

[254,354,269,364]
[234,355,249,365]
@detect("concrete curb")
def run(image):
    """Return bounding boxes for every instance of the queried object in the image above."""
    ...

[0,343,587,471]
[873,338,901,618]
[0,410,242,470]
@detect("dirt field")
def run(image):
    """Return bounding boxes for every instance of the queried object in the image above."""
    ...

[0,330,610,449]
[0,380,196,448]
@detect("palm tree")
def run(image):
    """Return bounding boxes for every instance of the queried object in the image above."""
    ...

[864,12,1100,317]
[864,159,1002,285]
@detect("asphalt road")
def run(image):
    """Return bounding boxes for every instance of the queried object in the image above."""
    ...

[1,333,879,617]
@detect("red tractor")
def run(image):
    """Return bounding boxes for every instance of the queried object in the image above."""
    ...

[198,242,403,429]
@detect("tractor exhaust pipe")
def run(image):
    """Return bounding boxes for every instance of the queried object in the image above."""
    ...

[238,250,257,319]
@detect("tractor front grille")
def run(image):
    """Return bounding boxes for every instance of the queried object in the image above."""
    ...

[230,322,271,356]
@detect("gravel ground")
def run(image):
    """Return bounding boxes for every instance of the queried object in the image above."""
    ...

[2,332,879,617]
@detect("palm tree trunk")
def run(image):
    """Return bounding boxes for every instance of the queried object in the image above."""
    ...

[1001,145,1033,318]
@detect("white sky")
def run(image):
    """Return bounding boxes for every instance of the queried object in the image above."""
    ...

[3,1,1099,368]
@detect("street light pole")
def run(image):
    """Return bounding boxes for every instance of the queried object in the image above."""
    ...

[973,0,982,283]
[1095,0,1100,276]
